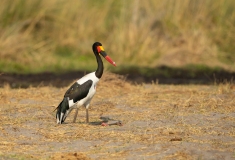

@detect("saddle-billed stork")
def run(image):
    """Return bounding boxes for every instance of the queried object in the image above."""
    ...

[56,42,116,124]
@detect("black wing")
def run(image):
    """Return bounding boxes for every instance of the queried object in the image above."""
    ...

[64,80,93,103]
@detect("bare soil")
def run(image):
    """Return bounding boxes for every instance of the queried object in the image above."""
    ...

[0,73,235,159]
[1,66,235,89]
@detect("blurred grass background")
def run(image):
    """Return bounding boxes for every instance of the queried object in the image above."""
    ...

[0,0,235,74]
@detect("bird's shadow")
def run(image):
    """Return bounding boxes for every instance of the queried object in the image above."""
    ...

[71,121,103,126]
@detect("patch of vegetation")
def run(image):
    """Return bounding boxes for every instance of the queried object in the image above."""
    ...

[55,45,74,57]
[0,0,234,74]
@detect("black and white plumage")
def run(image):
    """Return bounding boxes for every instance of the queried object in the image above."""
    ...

[56,42,116,124]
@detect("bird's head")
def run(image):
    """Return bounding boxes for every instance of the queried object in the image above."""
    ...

[92,42,116,66]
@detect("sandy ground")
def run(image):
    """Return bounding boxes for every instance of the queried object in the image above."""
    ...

[0,73,235,159]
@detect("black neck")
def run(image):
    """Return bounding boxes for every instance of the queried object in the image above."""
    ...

[95,53,103,79]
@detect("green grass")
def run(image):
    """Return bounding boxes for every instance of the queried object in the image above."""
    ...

[0,0,235,74]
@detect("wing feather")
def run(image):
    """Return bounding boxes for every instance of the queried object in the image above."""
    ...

[64,80,93,103]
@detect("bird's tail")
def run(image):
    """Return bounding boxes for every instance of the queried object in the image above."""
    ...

[56,98,69,124]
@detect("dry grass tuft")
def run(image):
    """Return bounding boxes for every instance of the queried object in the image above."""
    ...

[0,73,235,159]
[0,0,235,73]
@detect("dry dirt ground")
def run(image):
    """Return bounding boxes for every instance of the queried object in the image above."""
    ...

[0,73,235,160]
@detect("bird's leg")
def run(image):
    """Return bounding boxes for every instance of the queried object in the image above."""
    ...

[84,104,90,123]
[86,108,89,123]
[73,108,78,123]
